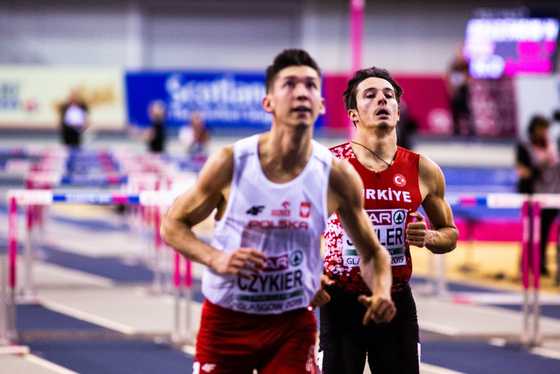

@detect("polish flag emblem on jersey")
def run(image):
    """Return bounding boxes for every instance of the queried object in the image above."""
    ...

[300,202,311,218]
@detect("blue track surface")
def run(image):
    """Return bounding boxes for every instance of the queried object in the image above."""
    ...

[39,246,155,283]
[17,295,560,374]
[422,340,560,374]
[3,166,560,373]
[25,339,194,374]
[17,300,194,374]
[18,304,109,332]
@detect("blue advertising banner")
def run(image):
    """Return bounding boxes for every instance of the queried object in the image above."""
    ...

[126,71,271,130]
[126,70,324,131]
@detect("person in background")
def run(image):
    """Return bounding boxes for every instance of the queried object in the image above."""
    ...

[179,110,210,156]
[161,49,395,374]
[446,45,475,139]
[60,89,89,147]
[146,100,166,153]
[516,115,560,276]
[316,66,459,374]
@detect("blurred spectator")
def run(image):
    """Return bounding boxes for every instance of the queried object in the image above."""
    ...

[179,110,210,156]
[446,45,475,139]
[60,89,89,147]
[515,115,560,276]
[396,100,417,150]
[147,100,166,153]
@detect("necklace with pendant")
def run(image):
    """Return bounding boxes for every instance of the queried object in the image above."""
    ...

[350,140,396,167]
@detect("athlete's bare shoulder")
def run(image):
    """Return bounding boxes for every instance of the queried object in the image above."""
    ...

[197,145,235,194]
[418,154,446,198]
[330,156,360,188]
[327,157,364,216]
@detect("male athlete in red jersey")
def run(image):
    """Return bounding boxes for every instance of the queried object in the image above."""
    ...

[317,67,459,374]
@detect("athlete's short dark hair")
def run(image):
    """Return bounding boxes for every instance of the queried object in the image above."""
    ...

[265,49,321,93]
[343,67,403,110]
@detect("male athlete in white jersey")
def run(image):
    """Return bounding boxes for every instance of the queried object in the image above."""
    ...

[161,49,396,374]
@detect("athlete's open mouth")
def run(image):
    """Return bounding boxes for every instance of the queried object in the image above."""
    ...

[376,108,390,116]
[292,106,311,113]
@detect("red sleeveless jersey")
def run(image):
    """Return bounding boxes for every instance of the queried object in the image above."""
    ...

[324,143,423,294]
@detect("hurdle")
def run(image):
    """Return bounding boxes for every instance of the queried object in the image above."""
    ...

[445,192,559,347]
[0,257,29,353]
[172,252,194,346]
[0,196,26,350]
[4,188,198,345]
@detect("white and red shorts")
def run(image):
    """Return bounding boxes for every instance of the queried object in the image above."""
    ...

[193,300,317,374]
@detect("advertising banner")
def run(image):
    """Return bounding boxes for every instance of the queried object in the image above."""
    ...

[126,71,268,130]
[0,66,125,130]
[321,74,518,139]
[321,74,453,136]
[125,71,325,131]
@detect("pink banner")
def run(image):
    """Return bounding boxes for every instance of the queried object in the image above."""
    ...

[322,74,451,136]
[321,74,517,138]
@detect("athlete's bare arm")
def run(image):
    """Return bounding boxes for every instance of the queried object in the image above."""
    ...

[328,157,396,324]
[161,146,267,279]
[407,155,459,254]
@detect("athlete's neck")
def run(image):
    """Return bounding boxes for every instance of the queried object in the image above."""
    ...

[352,130,397,170]
[259,128,313,183]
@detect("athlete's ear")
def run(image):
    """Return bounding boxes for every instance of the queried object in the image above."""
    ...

[262,94,273,114]
[319,97,326,115]
[347,109,358,121]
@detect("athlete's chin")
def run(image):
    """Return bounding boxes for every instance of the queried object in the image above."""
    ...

[376,122,396,131]
[289,119,315,129]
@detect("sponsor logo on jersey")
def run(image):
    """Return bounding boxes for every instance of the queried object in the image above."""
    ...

[290,249,304,266]
[263,254,289,272]
[368,210,393,225]
[246,205,265,215]
[272,201,291,216]
[367,209,406,225]
[393,210,406,224]
[193,362,218,373]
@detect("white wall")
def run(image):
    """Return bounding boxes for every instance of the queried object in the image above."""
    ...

[143,1,301,70]
[0,0,559,74]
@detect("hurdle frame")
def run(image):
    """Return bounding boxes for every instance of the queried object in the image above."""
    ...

[4,189,558,349]
[3,188,196,348]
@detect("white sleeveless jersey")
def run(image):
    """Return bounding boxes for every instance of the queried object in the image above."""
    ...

[203,134,332,314]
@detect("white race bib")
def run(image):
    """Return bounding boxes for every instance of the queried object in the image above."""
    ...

[343,209,408,267]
